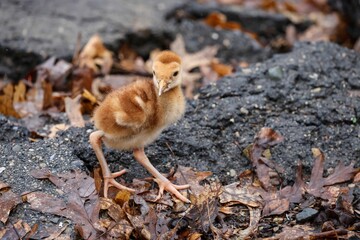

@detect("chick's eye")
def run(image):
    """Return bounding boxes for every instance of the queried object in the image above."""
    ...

[173,71,179,77]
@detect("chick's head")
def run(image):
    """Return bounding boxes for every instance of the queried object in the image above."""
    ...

[152,51,182,96]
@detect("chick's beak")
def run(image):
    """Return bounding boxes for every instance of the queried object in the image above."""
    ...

[158,81,166,96]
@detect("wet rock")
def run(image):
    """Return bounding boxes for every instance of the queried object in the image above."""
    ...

[296,208,319,223]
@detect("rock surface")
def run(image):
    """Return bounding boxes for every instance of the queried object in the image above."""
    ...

[0,41,359,235]
[1,40,359,191]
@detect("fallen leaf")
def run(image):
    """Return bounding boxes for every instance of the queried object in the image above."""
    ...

[354,172,360,183]
[264,225,315,240]
[117,43,147,74]
[279,161,305,203]
[79,35,113,74]
[249,128,284,191]
[71,67,93,97]
[44,223,68,240]
[220,182,262,207]
[235,207,261,239]
[65,95,85,127]
[0,220,31,240]
[37,57,73,92]
[174,166,212,197]
[170,34,218,98]
[0,182,22,224]
[123,199,151,239]
[0,84,20,118]
[204,12,242,30]
[28,169,99,239]
[48,123,70,138]
[306,148,358,199]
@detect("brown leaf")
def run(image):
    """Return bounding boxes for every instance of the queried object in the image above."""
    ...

[37,57,73,92]
[264,225,314,240]
[354,172,360,183]
[174,166,212,197]
[144,208,171,239]
[323,161,359,186]
[279,161,305,203]
[26,191,99,240]
[235,207,261,239]
[124,200,151,239]
[306,148,358,199]
[79,35,113,74]
[0,84,20,118]
[186,182,220,233]
[0,220,31,239]
[48,123,70,138]
[28,170,99,239]
[13,81,26,103]
[114,190,132,206]
[249,128,284,191]
[93,167,102,194]
[262,198,289,216]
[0,183,22,224]
[188,232,202,240]
[71,68,93,98]
[220,182,262,207]
[204,12,242,30]
[170,34,218,98]
[65,95,85,127]
[211,60,233,77]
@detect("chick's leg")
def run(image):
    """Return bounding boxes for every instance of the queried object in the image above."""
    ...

[133,147,190,203]
[90,130,135,197]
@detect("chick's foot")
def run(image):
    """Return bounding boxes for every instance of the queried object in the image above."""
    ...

[154,178,190,203]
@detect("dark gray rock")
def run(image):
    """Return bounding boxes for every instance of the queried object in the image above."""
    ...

[166,2,293,39]
[177,20,271,63]
[296,208,319,223]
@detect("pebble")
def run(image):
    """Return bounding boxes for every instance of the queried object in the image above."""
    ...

[50,217,59,224]
[0,167,5,174]
[296,208,318,223]
[268,66,283,80]
[39,163,47,168]
[240,107,249,115]
[12,144,21,152]
[71,160,84,168]
[229,169,236,177]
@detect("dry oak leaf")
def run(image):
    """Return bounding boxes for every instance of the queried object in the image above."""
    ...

[170,34,218,98]
[79,34,113,74]
[0,181,21,224]
[220,182,262,207]
[65,95,85,127]
[306,148,359,199]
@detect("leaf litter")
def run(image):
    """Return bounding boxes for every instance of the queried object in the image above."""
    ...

[0,125,358,239]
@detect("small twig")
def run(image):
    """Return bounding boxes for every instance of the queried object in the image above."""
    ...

[72,32,82,65]
[165,142,175,158]
[309,228,347,239]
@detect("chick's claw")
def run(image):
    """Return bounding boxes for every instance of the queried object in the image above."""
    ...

[154,178,190,203]
[103,170,135,198]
